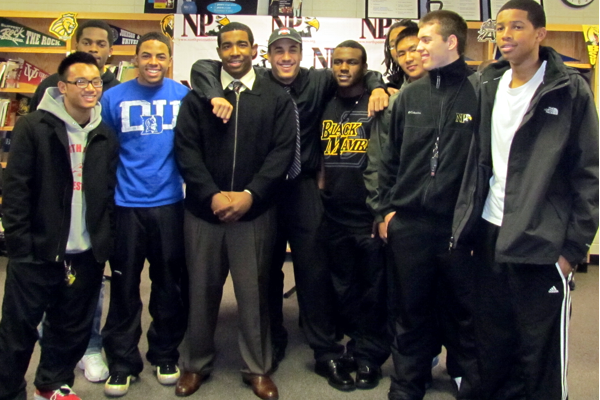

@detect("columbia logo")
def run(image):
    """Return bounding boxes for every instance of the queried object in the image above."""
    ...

[544,107,558,115]
[408,111,421,115]
[548,286,560,294]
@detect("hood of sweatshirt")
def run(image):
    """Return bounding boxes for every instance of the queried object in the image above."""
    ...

[37,87,102,134]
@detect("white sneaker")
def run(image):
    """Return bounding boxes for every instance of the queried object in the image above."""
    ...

[77,353,109,382]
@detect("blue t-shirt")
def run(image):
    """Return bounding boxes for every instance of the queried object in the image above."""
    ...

[101,78,189,207]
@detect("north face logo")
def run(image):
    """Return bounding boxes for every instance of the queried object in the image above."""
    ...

[544,107,558,115]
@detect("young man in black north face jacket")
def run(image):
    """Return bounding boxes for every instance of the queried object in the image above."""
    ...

[451,1,599,399]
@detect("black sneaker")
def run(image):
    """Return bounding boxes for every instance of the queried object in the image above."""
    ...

[155,363,180,385]
[104,372,137,397]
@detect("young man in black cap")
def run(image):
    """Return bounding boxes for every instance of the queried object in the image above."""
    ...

[190,27,388,391]
[452,1,598,398]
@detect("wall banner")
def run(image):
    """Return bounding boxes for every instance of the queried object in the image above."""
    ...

[173,14,403,85]
[0,17,66,47]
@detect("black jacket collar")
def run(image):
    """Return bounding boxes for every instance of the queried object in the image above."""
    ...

[428,57,470,87]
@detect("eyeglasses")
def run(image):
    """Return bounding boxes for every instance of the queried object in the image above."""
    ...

[64,78,103,89]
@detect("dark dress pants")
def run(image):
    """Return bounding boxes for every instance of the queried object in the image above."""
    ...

[0,251,103,400]
[102,202,187,375]
[268,176,344,362]
[180,209,275,375]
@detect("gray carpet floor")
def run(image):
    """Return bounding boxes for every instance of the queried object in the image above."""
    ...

[0,258,597,400]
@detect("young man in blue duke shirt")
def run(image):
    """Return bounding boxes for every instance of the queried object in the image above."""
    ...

[99,32,189,397]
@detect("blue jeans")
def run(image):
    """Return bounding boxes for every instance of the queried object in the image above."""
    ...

[85,277,105,354]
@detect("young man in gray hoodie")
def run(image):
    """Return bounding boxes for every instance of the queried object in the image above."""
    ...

[0,52,118,400]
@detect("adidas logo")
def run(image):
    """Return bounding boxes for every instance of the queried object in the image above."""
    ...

[548,286,560,294]
[544,107,558,115]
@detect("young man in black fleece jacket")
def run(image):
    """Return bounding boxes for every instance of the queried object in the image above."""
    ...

[378,10,479,400]
[451,1,599,399]
[190,27,389,389]
[173,23,295,400]
[30,20,120,111]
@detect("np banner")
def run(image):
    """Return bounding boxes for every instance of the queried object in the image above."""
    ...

[173,14,398,85]
[582,25,598,66]
[0,17,66,47]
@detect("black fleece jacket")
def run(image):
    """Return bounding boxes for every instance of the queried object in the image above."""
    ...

[175,73,296,224]
[451,47,599,265]
[378,57,477,222]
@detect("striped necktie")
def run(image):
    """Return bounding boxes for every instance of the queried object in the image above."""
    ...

[229,79,243,93]
[285,86,301,180]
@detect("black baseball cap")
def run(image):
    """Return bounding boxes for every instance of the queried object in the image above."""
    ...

[268,27,302,47]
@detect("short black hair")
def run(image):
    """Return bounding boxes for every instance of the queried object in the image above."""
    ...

[420,10,468,56]
[335,40,367,64]
[384,19,419,81]
[498,0,546,28]
[136,32,172,56]
[217,22,254,47]
[75,20,114,46]
[394,26,420,49]
[58,52,100,81]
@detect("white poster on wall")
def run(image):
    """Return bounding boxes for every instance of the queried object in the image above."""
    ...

[434,0,482,21]
[366,0,419,19]
[489,0,542,18]
[173,14,400,85]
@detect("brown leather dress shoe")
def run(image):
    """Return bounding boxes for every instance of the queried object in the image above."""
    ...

[175,371,207,397]
[242,374,279,400]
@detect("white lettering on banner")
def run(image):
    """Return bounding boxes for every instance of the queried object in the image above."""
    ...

[119,100,181,133]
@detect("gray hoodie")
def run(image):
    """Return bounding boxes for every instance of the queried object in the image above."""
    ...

[38,87,102,253]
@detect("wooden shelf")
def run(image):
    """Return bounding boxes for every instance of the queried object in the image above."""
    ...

[0,47,68,54]
[0,88,35,94]
[0,127,14,131]
[0,11,169,22]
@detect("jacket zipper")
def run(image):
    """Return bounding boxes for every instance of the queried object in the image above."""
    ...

[423,72,443,204]
[231,91,241,190]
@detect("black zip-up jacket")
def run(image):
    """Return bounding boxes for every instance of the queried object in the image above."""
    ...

[30,69,120,111]
[175,74,296,224]
[378,57,477,221]
[2,110,119,263]
[190,60,386,175]
[451,47,599,265]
